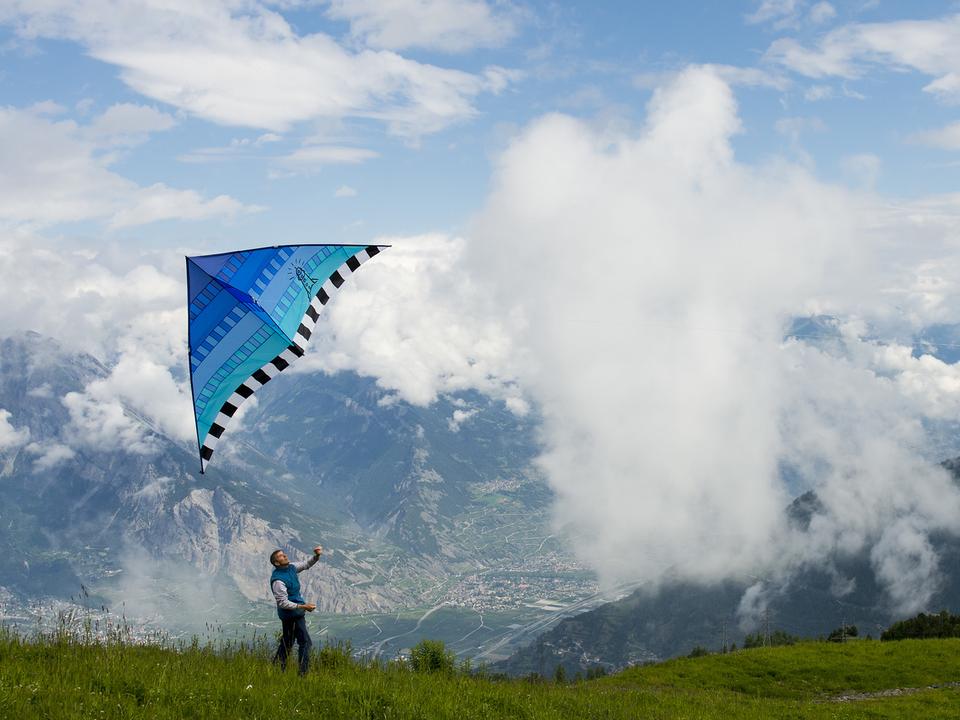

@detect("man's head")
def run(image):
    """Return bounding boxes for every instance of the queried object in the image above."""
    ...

[270,549,289,567]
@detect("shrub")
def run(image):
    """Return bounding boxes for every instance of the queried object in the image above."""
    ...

[316,639,354,670]
[409,639,455,674]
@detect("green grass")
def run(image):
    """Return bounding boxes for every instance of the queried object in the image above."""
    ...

[610,639,960,699]
[2,630,959,719]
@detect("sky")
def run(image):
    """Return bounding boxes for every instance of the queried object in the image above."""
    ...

[3,1,960,623]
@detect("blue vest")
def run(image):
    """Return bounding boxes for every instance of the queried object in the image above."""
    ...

[270,564,305,620]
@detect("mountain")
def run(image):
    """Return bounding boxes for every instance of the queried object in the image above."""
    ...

[232,369,544,555]
[0,334,430,617]
[0,332,572,632]
[496,482,960,677]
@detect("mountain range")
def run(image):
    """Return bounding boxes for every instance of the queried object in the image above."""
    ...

[0,331,564,633]
[3,328,960,672]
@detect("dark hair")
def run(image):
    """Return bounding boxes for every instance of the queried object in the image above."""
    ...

[270,549,284,566]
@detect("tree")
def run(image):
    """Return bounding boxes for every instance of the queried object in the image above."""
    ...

[585,666,608,680]
[882,611,960,641]
[553,664,567,683]
[827,625,858,642]
[743,630,797,649]
[409,639,455,674]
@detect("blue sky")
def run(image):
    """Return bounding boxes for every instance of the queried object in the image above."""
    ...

[3,1,960,249]
[4,2,960,602]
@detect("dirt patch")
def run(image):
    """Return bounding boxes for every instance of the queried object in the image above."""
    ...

[828,681,960,703]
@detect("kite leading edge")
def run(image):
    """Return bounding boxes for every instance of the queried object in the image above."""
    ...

[186,244,387,473]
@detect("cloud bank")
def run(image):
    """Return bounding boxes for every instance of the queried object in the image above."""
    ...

[454,66,960,612]
[300,66,960,614]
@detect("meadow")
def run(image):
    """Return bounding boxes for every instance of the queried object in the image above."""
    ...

[1,624,959,719]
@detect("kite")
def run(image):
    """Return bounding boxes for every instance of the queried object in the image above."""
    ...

[186,244,386,472]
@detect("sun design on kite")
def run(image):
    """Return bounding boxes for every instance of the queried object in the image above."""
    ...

[290,263,319,293]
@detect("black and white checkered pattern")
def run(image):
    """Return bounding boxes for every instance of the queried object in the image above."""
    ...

[199,245,383,472]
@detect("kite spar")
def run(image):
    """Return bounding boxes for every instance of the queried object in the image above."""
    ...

[186,244,386,473]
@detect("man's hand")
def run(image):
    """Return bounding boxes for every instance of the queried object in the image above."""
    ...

[313,545,323,557]
[301,603,316,612]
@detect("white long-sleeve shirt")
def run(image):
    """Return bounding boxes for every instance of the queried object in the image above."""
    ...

[271,555,320,610]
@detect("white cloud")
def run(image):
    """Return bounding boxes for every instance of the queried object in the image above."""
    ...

[0,409,29,450]
[909,121,960,150]
[327,0,521,53]
[297,234,523,408]
[334,185,358,197]
[26,383,53,399]
[83,102,177,146]
[108,186,252,229]
[765,13,960,102]
[840,152,880,189]
[26,100,67,116]
[504,396,529,416]
[635,65,789,92]
[277,145,379,170]
[804,83,866,102]
[871,343,960,419]
[449,65,960,611]
[804,83,833,101]
[704,64,790,90]
[774,115,827,164]
[447,407,478,432]
[775,115,827,140]
[871,518,942,615]
[63,387,156,455]
[747,0,804,28]
[24,441,75,471]
[0,232,195,456]
[0,1,517,137]
[736,582,769,631]
[809,2,836,25]
[0,105,250,228]
[178,133,284,163]
[924,73,960,104]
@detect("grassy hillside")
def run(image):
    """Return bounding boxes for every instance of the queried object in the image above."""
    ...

[1,630,959,718]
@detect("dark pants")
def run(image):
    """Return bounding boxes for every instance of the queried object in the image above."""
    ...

[273,615,312,675]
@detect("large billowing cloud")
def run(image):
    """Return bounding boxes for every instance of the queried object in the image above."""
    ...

[0,0,514,137]
[447,66,960,612]
[260,66,960,613]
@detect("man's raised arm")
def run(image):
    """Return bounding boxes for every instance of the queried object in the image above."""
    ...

[294,545,323,572]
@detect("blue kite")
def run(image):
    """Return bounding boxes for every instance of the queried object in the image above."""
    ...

[186,244,386,472]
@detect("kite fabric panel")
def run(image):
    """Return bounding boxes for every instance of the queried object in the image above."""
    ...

[186,243,386,472]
